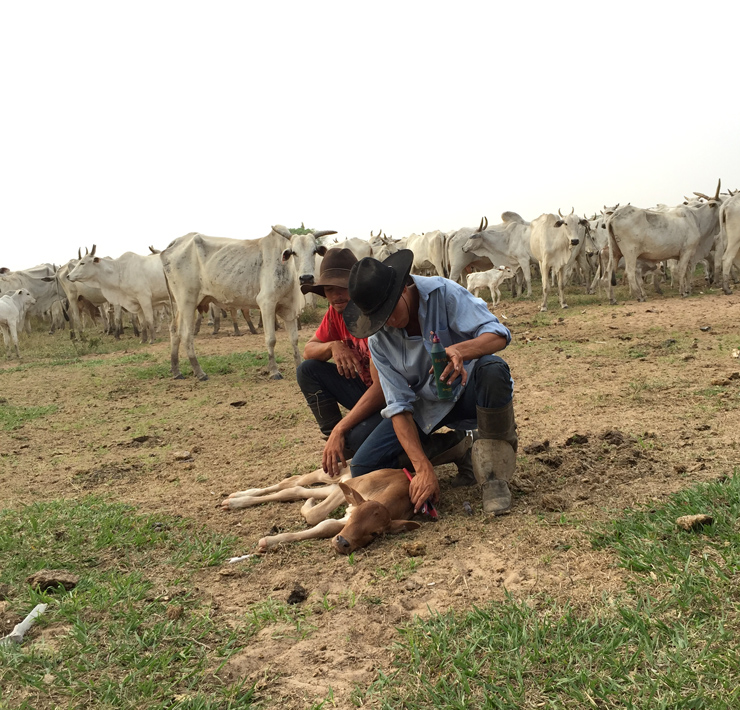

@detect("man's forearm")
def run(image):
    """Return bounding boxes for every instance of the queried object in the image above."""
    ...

[303,339,334,361]
[392,412,429,469]
[450,332,507,362]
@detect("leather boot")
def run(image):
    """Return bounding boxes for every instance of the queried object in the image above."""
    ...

[472,401,518,515]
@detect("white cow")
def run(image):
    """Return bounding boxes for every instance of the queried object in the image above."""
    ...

[405,230,448,277]
[0,289,36,358]
[446,217,495,284]
[606,183,722,303]
[530,209,589,311]
[330,237,372,261]
[466,266,515,305]
[56,254,113,339]
[461,213,534,297]
[160,225,332,380]
[0,264,62,333]
[67,246,169,343]
[720,191,740,294]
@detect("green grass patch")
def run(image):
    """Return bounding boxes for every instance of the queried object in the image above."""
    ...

[0,404,58,430]
[128,350,279,380]
[0,497,257,709]
[362,474,740,709]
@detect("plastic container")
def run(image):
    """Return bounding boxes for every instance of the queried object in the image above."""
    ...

[430,331,454,400]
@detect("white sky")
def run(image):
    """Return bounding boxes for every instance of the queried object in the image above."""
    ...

[2,1,738,270]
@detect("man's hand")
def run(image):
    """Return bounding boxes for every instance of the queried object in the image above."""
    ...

[428,343,468,388]
[408,461,440,514]
[330,341,362,379]
[322,427,347,477]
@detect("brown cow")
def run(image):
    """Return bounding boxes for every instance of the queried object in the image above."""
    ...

[221,467,420,555]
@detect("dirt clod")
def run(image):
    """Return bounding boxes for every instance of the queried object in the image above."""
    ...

[287,584,308,605]
[26,570,79,592]
[676,514,714,531]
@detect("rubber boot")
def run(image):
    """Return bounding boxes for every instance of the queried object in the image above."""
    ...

[471,401,518,515]
[450,433,477,488]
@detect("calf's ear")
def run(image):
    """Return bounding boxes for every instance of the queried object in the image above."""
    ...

[387,520,421,534]
[338,481,366,507]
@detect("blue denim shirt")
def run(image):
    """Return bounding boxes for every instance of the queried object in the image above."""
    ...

[368,275,511,434]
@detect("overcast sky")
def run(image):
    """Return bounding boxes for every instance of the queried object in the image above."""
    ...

[2,1,738,271]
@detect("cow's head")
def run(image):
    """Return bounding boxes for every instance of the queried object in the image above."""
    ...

[274,226,333,286]
[331,482,420,555]
[67,244,100,283]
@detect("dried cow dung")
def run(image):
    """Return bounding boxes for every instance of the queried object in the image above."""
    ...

[537,454,563,469]
[565,433,588,446]
[539,494,571,513]
[600,429,632,447]
[26,570,79,592]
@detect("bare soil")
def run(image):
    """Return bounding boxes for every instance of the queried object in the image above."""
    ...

[2,288,740,707]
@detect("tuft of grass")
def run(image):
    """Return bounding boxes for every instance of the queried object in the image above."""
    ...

[362,474,740,709]
[129,351,279,380]
[0,497,257,709]
[0,404,58,430]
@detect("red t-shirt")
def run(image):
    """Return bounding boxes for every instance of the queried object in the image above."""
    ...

[314,308,373,387]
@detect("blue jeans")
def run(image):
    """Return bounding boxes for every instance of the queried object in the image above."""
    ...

[296,359,383,455]
[350,355,513,476]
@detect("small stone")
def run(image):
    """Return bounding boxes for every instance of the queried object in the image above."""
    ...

[173,451,192,461]
[43,673,55,685]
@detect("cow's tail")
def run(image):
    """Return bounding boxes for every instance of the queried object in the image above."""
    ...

[607,220,618,287]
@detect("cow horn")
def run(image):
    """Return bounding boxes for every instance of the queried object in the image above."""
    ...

[693,191,711,201]
[714,178,721,201]
[558,208,564,218]
[90,244,97,257]
[312,230,337,239]
[78,247,81,260]
[569,207,574,216]
[370,229,377,238]
[85,246,89,255]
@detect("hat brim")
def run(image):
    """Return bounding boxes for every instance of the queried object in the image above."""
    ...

[343,250,414,339]
[301,272,352,297]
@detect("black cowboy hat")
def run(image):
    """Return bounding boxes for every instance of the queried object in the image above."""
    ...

[301,248,358,297]
[343,249,414,338]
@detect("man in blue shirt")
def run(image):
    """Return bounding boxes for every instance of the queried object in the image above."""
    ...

[343,249,517,515]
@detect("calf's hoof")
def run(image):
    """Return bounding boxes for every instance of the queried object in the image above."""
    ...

[198,374,209,382]
[270,372,283,380]
[173,374,185,380]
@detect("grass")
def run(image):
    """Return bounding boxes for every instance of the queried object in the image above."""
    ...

[0,404,58,431]
[127,351,280,380]
[361,474,740,709]
[0,497,254,709]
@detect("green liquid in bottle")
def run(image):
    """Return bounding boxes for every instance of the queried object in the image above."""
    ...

[430,331,454,400]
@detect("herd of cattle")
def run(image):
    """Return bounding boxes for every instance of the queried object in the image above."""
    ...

[1,180,738,378]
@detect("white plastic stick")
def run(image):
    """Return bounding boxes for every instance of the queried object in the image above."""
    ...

[0,603,48,647]
[227,554,256,564]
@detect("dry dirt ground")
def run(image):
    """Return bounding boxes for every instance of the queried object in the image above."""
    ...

[2,286,740,707]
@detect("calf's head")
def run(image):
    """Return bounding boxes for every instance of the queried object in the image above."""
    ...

[331,481,420,555]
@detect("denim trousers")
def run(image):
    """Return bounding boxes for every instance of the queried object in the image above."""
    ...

[350,354,513,477]
[296,358,384,455]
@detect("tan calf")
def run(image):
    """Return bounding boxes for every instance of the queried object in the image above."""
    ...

[221,467,419,554]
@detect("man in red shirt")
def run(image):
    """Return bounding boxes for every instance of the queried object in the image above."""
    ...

[299,248,474,484]
[298,248,386,476]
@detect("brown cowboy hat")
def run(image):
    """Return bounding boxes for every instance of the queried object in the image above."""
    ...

[300,248,358,297]
[343,249,414,339]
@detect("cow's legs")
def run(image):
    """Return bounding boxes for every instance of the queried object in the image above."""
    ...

[222,484,338,511]
[257,300,281,379]
[242,310,258,335]
[258,517,348,554]
[623,255,645,302]
[556,268,568,309]
[539,259,550,311]
[8,322,21,358]
[225,467,347,501]
[138,302,157,344]
[0,324,11,358]
[168,306,184,379]
[722,239,740,296]
[181,309,207,380]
